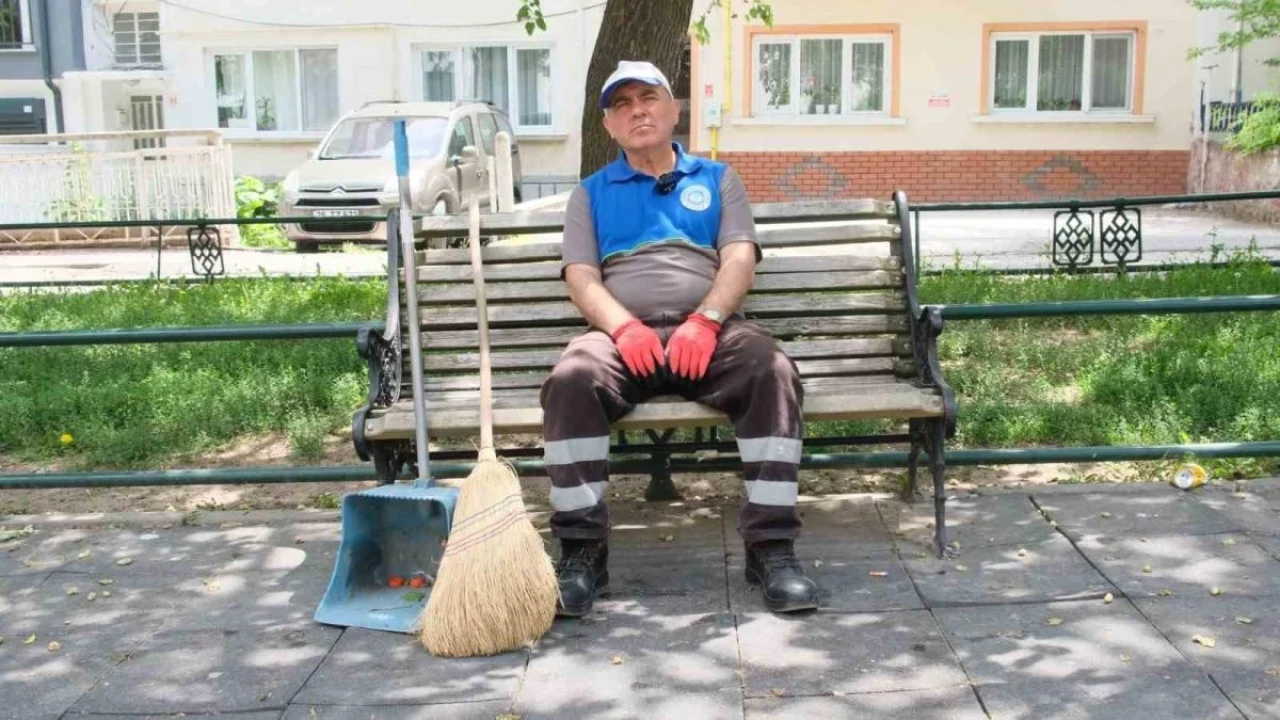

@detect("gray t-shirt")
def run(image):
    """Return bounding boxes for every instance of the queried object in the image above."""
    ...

[561,166,759,320]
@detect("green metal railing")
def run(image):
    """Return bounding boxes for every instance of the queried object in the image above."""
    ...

[910,189,1280,276]
[3,442,1278,490]
[2,292,1279,488]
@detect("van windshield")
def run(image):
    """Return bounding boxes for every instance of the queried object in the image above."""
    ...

[319,117,448,160]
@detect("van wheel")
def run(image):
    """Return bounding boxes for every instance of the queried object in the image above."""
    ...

[295,240,320,254]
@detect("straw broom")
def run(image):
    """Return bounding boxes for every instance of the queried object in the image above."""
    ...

[417,197,559,657]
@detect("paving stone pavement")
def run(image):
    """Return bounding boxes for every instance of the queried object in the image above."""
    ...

[2,481,1278,719]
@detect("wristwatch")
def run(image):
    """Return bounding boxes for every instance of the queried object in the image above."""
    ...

[696,308,725,324]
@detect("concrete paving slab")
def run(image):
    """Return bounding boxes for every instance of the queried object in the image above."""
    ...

[904,535,1113,606]
[1,528,87,576]
[728,555,921,613]
[1251,534,1280,562]
[1192,488,1280,537]
[157,565,330,633]
[1076,533,1280,599]
[736,609,967,696]
[1035,490,1241,542]
[5,571,175,634]
[744,687,986,720]
[1209,667,1280,720]
[284,703,510,719]
[1133,594,1280,673]
[975,670,1244,720]
[596,516,728,611]
[519,600,740,720]
[45,527,256,577]
[0,623,154,720]
[71,623,339,715]
[72,714,282,720]
[936,599,1191,684]
[0,571,50,624]
[293,627,526,707]
[217,540,339,576]
[882,495,1056,550]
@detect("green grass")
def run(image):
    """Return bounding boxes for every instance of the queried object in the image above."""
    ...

[915,247,1280,478]
[0,277,383,469]
[2,251,1279,478]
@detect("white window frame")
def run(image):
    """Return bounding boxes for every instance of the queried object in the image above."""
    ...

[412,43,557,131]
[210,47,339,135]
[112,11,162,67]
[0,0,34,51]
[989,30,1136,115]
[750,33,894,117]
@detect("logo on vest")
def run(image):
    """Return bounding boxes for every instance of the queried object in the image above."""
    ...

[679,184,712,212]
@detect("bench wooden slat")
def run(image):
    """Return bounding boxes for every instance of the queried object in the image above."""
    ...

[418,370,905,393]
[756,222,898,246]
[368,381,941,437]
[406,315,908,350]
[415,292,907,328]
[412,199,898,239]
[749,199,898,223]
[418,375,912,405]
[415,354,900,377]
[413,338,906,373]
[415,270,902,304]
[413,254,902,282]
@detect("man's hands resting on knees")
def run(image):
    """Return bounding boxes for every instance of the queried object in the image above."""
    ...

[610,319,665,377]
[666,313,721,381]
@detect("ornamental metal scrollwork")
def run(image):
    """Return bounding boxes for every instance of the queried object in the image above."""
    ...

[187,225,225,280]
[1099,206,1142,267]
[376,333,402,407]
[1052,209,1094,269]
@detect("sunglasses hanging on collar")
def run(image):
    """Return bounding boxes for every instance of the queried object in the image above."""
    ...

[655,172,680,195]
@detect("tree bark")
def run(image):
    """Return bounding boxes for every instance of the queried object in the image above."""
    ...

[579,0,695,178]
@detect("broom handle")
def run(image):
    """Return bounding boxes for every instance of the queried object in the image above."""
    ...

[393,120,431,482]
[466,197,495,450]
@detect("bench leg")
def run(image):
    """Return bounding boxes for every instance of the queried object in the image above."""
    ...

[644,449,680,501]
[371,441,409,486]
[926,418,949,558]
[903,418,925,502]
[642,429,680,502]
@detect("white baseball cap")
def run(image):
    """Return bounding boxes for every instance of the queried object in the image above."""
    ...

[599,60,673,109]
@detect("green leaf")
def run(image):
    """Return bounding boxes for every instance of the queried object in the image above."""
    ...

[525,21,535,35]
[536,16,546,31]
[516,4,530,21]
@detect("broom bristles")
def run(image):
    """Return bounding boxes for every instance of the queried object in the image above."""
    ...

[416,449,559,657]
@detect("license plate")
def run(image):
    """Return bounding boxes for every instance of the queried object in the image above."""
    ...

[311,208,363,218]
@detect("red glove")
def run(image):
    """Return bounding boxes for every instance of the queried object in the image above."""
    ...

[610,319,665,377]
[666,313,721,381]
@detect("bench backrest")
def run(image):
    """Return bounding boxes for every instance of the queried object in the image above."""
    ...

[391,196,922,401]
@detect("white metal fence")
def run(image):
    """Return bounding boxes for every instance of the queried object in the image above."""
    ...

[0,130,235,246]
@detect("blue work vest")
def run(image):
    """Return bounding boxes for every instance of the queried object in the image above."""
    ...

[582,144,728,263]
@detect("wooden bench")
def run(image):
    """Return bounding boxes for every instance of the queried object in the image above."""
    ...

[351,192,958,554]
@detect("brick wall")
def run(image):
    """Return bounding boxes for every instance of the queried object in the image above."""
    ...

[707,150,1191,203]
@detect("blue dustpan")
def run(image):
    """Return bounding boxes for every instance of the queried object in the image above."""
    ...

[314,480,457,633]
[315,119,458,634]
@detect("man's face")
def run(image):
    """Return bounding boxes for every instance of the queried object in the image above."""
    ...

[602,81,680,154]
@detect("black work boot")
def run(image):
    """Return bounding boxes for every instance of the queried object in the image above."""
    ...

[555,539,609,618]
[745,539,819,613]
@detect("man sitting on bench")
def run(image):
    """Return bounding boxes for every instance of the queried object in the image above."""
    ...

[541,60,821,617]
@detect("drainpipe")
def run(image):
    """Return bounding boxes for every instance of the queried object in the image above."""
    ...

[39,0,65,134]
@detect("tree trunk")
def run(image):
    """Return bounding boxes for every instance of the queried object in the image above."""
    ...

[579,0,695,178]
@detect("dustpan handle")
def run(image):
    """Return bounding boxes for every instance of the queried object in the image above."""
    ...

[466,198,496,450]
[394,120,432,482]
